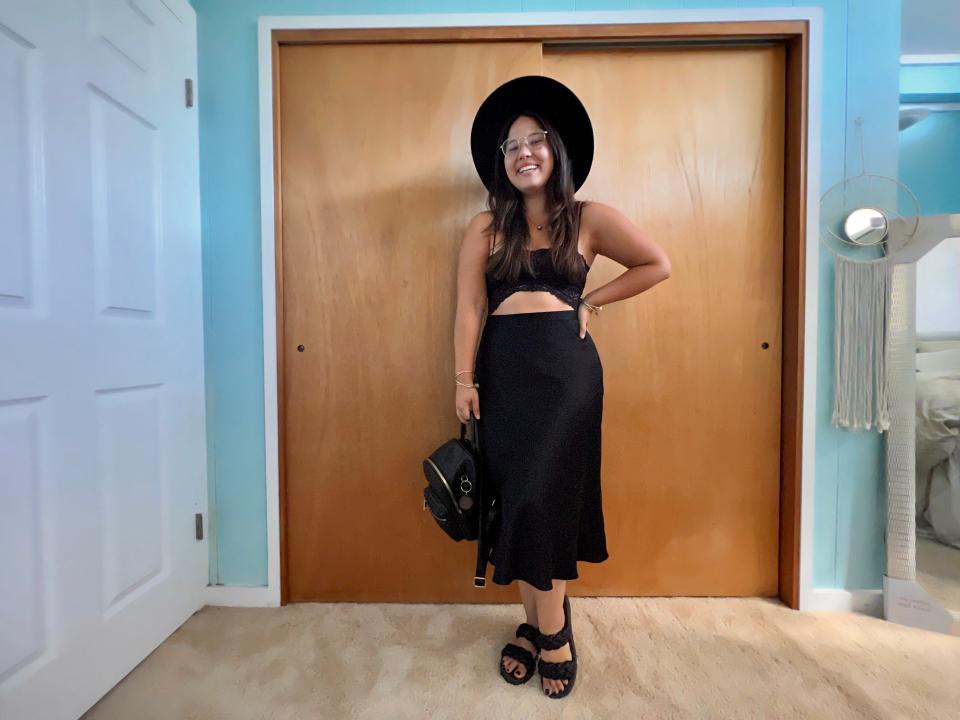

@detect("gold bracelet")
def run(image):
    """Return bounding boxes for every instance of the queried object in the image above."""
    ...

[455,370,474,378]
[455,379,479,389]
[580,297,603,314]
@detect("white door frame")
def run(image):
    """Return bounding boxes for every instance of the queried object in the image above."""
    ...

[251,7,824,611]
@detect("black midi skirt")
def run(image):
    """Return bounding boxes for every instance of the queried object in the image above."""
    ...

[474,309,608,591]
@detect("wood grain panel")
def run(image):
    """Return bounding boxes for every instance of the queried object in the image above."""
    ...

[278,38,796,602]
[544,45,785,596]
[278,42,543,602]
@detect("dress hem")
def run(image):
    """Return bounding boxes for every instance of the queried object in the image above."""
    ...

[489,552,610,592]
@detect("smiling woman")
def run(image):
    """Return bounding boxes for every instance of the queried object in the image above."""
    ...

[486,112,588,316]
[453,75,671,698]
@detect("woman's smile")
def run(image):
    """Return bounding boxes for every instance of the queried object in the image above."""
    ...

[504,116,554,188]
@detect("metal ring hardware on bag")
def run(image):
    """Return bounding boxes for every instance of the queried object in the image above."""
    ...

[458,474,474,510]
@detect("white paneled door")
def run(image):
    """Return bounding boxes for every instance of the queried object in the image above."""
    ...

[0,1,206,718]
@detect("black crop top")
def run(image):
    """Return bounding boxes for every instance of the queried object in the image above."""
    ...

[485,250,589,314]
[485,204,589,314]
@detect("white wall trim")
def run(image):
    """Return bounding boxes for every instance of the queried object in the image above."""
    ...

[798,7,822,613]
[257,7,823,611]
[257,15,283,610]
[205,585,281,608]
[900,53,960,66]
[807,588,884,617]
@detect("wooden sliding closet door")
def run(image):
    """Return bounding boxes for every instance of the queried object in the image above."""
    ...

[278,42,543,602]
[544,45,785,596]
[278,41,785,601]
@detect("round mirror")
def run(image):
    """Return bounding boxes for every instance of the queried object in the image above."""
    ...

[844,207,888,246]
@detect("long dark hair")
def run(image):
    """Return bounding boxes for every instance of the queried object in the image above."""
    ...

[484,111,586,284]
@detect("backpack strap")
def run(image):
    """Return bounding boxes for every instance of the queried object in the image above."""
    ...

[470,413,491,588]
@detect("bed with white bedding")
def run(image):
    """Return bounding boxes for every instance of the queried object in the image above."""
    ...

[916,342,960,550]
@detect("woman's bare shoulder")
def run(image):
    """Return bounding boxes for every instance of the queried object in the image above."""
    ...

[461,211,495,258]
[469,210,494,230]
[579,201,627,247]
[579,200,621,225]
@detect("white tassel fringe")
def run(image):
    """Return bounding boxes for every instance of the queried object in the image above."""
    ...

[832,256,890,432]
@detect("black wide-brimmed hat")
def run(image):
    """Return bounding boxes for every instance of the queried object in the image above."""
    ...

[470,75,594,193]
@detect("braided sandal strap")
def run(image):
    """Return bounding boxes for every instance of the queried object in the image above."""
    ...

[516,622,539,647]
[535,623,571,651]
[501,643,535,669]
[537,655,577,681]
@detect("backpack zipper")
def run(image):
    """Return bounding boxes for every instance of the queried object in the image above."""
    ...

[425,457,463,516]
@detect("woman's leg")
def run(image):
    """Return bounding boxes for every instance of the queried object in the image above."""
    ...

[535,580,572,696]
[519,580,539,627]
[501,580,540,680]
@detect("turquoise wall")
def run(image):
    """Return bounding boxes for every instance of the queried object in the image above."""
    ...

[900,63,960,103]
[899,62,960,216]
[193,0,901,589]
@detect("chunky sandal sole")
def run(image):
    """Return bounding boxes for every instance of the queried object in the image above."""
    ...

[536,595,577,699]
[499,622,540,685]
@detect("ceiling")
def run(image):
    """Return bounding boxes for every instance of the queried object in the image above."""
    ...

[902,0,960,55]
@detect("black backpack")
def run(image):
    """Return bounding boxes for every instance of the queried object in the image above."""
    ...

[421,413,499,587]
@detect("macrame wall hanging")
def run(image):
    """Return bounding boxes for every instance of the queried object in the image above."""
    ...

[820,117,919,432]
[832,254,890,429]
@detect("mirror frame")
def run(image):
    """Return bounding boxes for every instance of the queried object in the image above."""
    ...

[884,214,960,632]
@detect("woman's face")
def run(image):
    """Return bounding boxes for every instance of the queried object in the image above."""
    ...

[502,115,554,194]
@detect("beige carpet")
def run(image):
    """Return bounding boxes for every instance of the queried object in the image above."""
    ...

[82,597,960,720]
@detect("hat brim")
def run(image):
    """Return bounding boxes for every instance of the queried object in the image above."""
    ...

[470,75,594,193]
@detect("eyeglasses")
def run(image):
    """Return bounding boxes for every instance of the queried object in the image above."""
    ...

[499,130,549,157]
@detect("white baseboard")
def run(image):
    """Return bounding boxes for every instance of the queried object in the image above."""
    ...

[205,585,281,608]
[805,588,884,617]
[202,587,883,612]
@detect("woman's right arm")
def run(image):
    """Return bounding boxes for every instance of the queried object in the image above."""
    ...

[453,212,492,422]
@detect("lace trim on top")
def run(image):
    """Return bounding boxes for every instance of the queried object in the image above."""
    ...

[485,201,588,314]
[486,251,589,314]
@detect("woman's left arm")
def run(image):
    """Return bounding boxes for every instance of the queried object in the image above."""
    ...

[582,201,671,307]
[577,202,671,338]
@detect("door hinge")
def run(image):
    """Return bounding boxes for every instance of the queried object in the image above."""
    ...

[185,78,194,108]
[195,512,203,540]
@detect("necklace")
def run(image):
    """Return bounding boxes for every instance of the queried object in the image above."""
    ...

[536,224,543,231]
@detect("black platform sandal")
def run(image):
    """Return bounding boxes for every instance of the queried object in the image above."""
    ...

[499,622,540,685]
[536,595,577,699]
